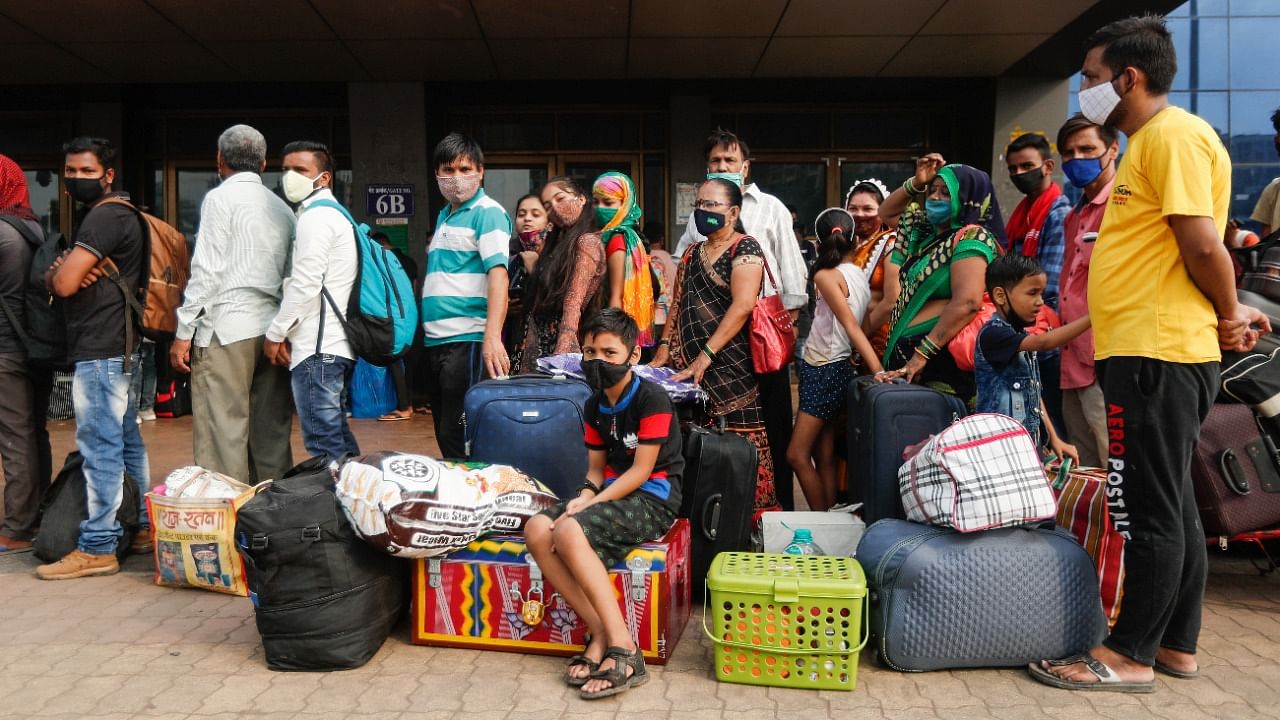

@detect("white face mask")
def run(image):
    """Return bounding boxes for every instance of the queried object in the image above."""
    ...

[282,169,323,203]
[1079,78,1123,127]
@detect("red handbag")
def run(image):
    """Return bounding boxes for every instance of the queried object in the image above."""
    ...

[747,247,795,374]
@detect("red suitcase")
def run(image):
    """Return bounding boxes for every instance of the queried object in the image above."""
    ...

[1191,403,1280,538]
[411,519,690,664]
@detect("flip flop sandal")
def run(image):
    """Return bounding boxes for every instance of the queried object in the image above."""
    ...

[1027,652,1155,693]
[1154,660,1200,679]
[378,411,412,421]
[563,654,600,687]
[579,646,648,700]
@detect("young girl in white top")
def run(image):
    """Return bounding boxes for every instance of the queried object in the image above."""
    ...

[786,208,883,511]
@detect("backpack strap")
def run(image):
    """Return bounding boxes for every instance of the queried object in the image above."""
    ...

[301,198,357,357]
[91,197,151,372]
[0,214,42,248]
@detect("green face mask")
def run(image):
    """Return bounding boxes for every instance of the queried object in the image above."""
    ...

[706,171,743,187]
[595,206,618,228]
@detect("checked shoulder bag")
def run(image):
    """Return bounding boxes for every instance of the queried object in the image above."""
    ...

[899,413,1057,532]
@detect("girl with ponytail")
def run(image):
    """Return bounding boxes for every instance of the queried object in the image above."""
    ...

[787,208,884,511]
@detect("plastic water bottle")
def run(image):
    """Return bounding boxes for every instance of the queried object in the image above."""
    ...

[783,528,825,556]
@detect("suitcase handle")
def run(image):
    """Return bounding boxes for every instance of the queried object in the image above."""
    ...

[1218,449,1252,496]
[701,494,722,541]
[701,585,870,655]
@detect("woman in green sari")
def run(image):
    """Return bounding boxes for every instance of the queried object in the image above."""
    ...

[875,154,1006,401]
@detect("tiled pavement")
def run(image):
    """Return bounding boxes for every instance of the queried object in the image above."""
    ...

[1,417,1278,720]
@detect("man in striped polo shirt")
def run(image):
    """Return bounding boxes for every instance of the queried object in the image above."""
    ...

[421,132,511,458]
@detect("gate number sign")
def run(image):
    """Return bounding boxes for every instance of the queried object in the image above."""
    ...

[366,184,415,217]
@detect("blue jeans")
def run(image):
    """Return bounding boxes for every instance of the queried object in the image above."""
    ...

[292,353,359,462]
[73,354,151,555]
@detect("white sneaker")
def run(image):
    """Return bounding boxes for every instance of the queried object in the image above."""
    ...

[138,409,157,422]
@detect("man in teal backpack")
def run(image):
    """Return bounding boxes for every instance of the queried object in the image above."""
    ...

[264,141,361,461]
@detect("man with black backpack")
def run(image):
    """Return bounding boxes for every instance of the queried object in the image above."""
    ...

[264,141,361,461]
[0,155,44,553]
[37,138,151,580]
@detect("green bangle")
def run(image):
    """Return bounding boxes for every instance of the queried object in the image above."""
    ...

[702,344,717,361]
[903,178,926,196]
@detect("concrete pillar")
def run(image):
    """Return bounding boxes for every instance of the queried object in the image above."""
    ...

[347,82,431,265]
[668,94,712,244]
[991,76,1071,221]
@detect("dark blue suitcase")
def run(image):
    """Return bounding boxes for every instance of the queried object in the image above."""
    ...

[847,377,965,524]
[856,518,1108,672]
[463,375,593,499]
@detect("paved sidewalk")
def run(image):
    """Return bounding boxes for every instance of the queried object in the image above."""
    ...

[0,418,1277,719]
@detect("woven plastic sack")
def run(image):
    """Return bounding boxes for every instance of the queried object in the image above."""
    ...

[336,451,558,558]
[899,413,1056,532]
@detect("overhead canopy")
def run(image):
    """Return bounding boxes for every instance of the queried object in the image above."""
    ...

[0,0,1181,84]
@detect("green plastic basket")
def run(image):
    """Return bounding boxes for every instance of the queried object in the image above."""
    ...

[704,552,868,691]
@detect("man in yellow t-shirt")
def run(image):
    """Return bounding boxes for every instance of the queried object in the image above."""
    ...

[1030,15,1271,695]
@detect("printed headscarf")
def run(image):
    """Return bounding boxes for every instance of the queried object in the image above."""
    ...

[592,172,655,346]
[0,155,37,222]
[936,164,1006,245]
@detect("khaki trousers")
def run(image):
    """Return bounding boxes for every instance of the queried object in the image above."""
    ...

[1062,381,1108,468]
[191,335,294,483]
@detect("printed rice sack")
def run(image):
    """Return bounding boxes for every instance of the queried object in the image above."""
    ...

[146,466,259,596]
[337,451,558,558]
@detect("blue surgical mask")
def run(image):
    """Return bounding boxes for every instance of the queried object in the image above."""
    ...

[925,199,952,228]
[706,171,743,187]
[1062,155,1109,188]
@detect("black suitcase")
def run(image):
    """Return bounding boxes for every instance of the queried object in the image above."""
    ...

[236,456,407,672]
[847,377,966,524]
[681,424,757,602]
[1190,403,1280,538]
[34,451,141,562]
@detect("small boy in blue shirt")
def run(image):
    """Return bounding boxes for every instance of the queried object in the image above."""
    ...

[523,308,682,700]
[976,255,1091,464]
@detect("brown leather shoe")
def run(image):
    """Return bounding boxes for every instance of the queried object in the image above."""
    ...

[35,550,119,580]
[0,535,33,553]
[129,528,153,555]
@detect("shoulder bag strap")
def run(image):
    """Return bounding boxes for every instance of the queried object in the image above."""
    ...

[0,214,42,248]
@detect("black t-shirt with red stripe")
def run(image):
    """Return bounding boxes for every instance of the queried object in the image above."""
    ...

[583,375,683,513]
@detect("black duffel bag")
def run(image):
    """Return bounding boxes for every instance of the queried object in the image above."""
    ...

[34,451,140,563]
[235,456,407,672]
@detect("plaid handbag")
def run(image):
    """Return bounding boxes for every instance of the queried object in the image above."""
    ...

[898,413,1056,532]
[1050,459,1125,628]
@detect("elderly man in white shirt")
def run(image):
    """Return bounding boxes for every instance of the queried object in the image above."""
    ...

[263,140,360,463]
[171,125,296,483]
[673,129,809,510]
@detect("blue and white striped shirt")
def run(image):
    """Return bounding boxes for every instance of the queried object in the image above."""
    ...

[421,188,511,346]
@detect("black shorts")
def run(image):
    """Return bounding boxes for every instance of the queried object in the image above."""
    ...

[538,493,676,568]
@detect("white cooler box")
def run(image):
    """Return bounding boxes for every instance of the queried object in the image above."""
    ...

[761,510,866,557]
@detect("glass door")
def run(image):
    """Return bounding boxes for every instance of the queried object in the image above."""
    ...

[560,156,640,191]
[749,156,829,234]
[22,168,63,237]
[484,157,554,216]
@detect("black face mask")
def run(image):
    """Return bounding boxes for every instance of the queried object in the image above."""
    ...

[65,176,107,205]
[1009,167,1045,196]
[582,358,631,392]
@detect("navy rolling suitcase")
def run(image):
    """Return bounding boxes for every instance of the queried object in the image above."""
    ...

[681,424,758,602]
[463,375,593,499]
[847,377,965,524]
[857,518,1108,672]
